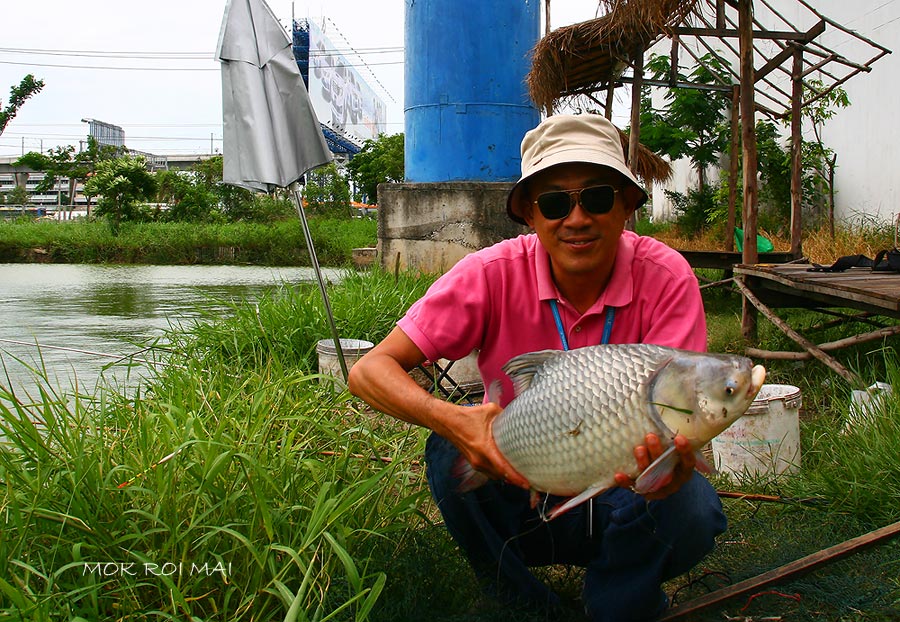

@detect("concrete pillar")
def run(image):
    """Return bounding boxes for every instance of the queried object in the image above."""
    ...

[377,181,529,273]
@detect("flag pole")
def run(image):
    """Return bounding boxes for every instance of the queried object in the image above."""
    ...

[290,181,349,382]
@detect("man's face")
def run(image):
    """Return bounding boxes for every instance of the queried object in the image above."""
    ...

[522,163,637,280]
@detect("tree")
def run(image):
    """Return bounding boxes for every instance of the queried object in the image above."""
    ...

[4,184,29,206]
[84,156,157,233]
[16,146,77,208]
[304,163,352,218]
[638,54,732,192]
[785,80,850,236]
[188,155,258,221]
[346,133,404,204]
[0,74,45,136]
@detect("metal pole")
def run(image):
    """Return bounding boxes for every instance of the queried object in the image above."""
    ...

[290,182,349,382]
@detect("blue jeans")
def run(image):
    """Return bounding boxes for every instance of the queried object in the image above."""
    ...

[425,433,727,622]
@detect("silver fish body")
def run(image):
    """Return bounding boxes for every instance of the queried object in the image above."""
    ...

[483,344,765,517]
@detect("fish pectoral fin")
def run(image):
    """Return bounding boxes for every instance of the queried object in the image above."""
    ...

[502,349,562,396]
[633,446,680,495]
[693,449,715,475]
[633,448,714,494]
[545,483,611,521]
[451,456,490,493]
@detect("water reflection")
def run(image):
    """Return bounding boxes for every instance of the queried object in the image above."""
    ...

[0,263,339,396]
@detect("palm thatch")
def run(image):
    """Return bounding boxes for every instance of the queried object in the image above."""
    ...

[618,127,672,185]
[528,0,703,114]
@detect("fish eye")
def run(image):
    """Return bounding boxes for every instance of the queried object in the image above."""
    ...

[725,386,734,395]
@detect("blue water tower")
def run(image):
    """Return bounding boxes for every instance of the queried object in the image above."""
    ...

[404,0,541,182]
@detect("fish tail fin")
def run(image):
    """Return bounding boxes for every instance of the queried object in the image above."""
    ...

[452,455,490,492]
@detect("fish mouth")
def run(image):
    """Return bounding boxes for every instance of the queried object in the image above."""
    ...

[748,364,766,397]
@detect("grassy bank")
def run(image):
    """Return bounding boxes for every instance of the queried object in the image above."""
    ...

[2,265,900,620]
[0,217,377,266]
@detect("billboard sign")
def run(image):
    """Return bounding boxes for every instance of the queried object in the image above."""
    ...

[307,20,387,142]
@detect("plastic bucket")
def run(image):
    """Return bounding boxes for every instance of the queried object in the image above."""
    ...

[316,339,374,388]
[846,382,892,432]
[711,384,801,480]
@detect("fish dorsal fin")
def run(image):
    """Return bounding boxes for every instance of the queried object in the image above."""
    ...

[502,349,562,397]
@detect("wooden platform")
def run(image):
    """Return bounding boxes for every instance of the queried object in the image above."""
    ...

[732,263,900,386]
[678,250,795,270]
[733,264,900,318]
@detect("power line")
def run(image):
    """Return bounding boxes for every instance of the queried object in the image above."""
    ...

[0,58,403,71]
[0,44,403,57]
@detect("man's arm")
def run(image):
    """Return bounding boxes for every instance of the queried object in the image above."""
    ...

[348,326,528,489]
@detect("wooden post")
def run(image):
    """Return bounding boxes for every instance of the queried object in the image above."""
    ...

[727,84,739,253]
[545,0,551,34]
[790,47,803,259]
[605,82,615,120]
[670,36,680,87]
[739,0,759,342]
[627,44,644,232]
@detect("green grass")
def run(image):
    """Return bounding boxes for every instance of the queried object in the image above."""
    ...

[0,217,377,267]
[2,267,900,620]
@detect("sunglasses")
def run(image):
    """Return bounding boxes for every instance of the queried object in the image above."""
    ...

[533,185,619,220]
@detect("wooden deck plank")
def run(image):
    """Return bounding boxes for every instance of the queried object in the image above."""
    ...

[734,264,900,316]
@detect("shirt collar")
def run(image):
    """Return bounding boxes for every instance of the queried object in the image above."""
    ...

[534,230,636,311]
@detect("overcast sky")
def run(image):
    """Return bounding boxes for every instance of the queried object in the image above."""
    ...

[0,0,605,158]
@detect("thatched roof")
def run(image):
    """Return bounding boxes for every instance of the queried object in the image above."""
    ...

[617,127,672,185]
[528,0,702,114]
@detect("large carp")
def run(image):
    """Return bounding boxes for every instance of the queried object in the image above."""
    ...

[456,344,766,519]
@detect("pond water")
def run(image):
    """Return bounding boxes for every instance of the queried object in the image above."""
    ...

[0,263,339,398]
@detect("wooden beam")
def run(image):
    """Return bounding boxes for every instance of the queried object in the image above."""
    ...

[669,36,680,87]
[627,44,644,232]
[617,77,732,92]
[727,84,739,253]
[734,277,862,386]
[604,76,615,120]
[716,0,726,30]
[659,521,900,621]
[790,48,803,259]
[754,20,826,82]
[746,324,900,360]
[671,26,824,41]
[739,0,759,341]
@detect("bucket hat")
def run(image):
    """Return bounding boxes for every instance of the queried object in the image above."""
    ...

[506,114,648,225]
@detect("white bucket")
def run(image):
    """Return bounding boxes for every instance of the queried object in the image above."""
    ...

[316,339,374,387]
[711,384,802,480]
[846,382,892,432]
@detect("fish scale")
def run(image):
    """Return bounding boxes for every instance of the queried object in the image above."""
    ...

[467,343,766,519]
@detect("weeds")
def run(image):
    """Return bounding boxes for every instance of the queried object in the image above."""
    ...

[2,253,899,619]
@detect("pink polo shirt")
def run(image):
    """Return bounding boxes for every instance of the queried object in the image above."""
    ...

[398,231,706,407]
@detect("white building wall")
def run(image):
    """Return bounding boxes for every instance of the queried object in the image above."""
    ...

[649,1,899,225]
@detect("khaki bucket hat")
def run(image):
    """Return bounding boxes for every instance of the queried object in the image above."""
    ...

[506,114,648,225]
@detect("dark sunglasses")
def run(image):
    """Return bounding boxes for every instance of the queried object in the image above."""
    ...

[533,185,619,220]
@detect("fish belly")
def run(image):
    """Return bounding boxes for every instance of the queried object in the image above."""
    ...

[493,346,669,495]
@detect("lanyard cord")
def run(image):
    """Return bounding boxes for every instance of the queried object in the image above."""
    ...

[549,300,615,351]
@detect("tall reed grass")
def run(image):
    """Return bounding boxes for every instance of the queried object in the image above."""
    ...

[651,219,897,265]
[0,218,377,267]
[0,268,432,620]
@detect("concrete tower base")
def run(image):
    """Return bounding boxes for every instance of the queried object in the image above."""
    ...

[377,182,529,274]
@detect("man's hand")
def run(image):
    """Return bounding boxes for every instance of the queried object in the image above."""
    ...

[613,433,696,500]
[449,401,530,490]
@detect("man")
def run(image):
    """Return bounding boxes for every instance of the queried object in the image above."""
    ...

[348,114,726,621]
